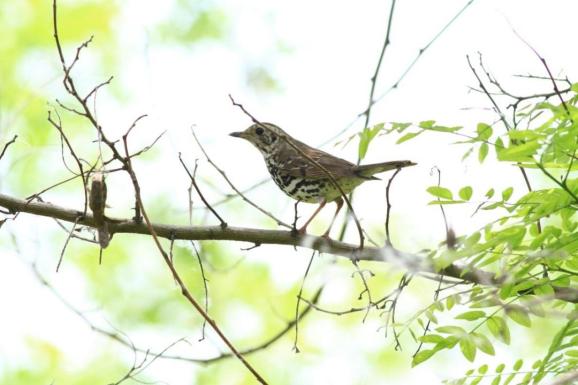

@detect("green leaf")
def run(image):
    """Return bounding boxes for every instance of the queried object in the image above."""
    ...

[428,200,465,205]
[419,334,445,344]
[459,186,473,201]
[479,142,489,163]
[487,316,511,344]
[438,336,460,349]
[513,359,523,371]
[437,325,467,335]
[491,375,502,385]
[485,188,495,199]
[397,131,422,144]
[462,147,474,161]
[497,140,540,162]
[412,349,435,366]
[565,350,578,357]
[455,311,486,321]
[391,122,412,132]
[358,123,384,160]
[472,332,495,355]
[501,187,513,201]
[425,309,438,323]
[499,282,514,300]
[476,123,493,141]
[419,120,462,132]
[447,294,457,310]
[534,284,555,297]
[464,232,481,247]
[459,335,477,362]
[419,120,436,129]
[503,373,515,385]
[427,186,453,200]
[506,307,531,327]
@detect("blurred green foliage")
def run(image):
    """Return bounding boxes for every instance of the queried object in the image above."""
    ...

[383,82,578,383]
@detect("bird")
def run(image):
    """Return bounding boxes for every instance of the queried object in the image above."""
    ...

[230,122,415,236]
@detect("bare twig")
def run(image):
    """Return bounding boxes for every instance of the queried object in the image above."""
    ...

[384,168,401,246]
[512,32,577,184]
[382,273,412,350]
[190,127,290,228]
[352,264,375,322]
[56,216,80,272]
[412,273,444,358]
[52,1,266,381]
[30,257,323,365]
[0,135,17,161]
[103,130,166,167]
[337,0,398,242]
[363,0,397,131]
[322,0,477,147]
[178,154,227,228]
[293,250,316,352]
[120,132,267,383]
[48,109,89,216]
[431,167,449,234]
[191,241,209,340]
[466,54,540,221]
[299,290,392,316]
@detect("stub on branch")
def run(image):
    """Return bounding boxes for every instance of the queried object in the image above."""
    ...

[89,171,109,248]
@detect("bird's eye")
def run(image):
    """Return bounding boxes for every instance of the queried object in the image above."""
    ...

[255,127,264,135]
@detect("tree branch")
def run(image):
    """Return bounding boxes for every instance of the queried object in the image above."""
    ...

[2,192,578,304]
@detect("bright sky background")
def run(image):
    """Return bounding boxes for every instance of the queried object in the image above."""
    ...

[2,0,578,384]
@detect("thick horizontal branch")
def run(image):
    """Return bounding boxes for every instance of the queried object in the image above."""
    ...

[1,192,577,303]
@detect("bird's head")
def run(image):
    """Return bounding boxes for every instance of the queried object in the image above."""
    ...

[230,122,286,155]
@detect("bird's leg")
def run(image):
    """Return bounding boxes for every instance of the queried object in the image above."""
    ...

[322,197,344,238]
[298,200,326,234]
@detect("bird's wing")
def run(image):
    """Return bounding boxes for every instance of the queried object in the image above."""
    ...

[275,139,357,179]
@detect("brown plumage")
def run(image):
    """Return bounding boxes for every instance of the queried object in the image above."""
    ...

[231,122,415,236]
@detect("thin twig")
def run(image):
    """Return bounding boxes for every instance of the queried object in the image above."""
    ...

[0,135,17,161]
[338,0,398,241]
[56,216,80,272]
[412,273,444,358]
[48,109,89,216]
[190,127,290,228]
[52,1,267,381]
[383,273,412,350]
[384,168,401,246]
[178,154,227,228]
[120,131,267,383]
[363,0,397,132]
[191,241,209,340]
[513,32,577,184]
[293,250,316,352]
[321,0,477,147]
[352,264,375,322]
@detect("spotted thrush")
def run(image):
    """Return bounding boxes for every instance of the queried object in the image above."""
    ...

[230,123,415,236]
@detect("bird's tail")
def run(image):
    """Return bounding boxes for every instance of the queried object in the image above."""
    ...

[354,160,416,178]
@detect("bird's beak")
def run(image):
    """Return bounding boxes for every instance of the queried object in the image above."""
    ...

[229,131,244,138]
